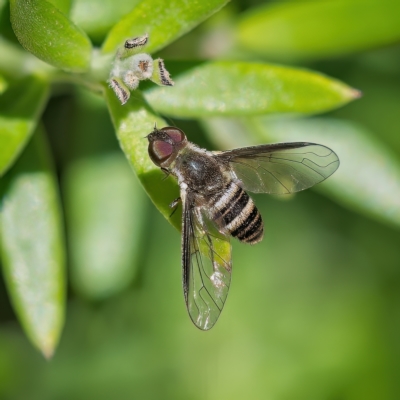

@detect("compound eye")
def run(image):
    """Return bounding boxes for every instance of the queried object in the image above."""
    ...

[148,140,174,166]
[161,127,186,144]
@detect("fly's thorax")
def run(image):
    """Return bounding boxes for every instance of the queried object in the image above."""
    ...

[171,144,227,194]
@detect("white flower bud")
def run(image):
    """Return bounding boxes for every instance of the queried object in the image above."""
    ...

[123,71,140,90]
[130,54,154,80]
[108,34,173,104]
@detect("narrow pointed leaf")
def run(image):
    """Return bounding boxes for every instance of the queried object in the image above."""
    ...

[10,0,92,72]
[0,75,49,177]
[144,61,360,118]
[105,88,180,230]
[1,127,66,358]
[102,0,229,54]
[237,0,400,61]
[65,154,147,299]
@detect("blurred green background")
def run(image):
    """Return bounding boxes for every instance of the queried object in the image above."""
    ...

[1,0,400,399]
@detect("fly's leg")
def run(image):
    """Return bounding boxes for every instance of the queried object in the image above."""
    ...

[161,167,170,181]
[169,197,181,217]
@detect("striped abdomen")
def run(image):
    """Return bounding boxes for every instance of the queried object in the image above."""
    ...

[212,182,264,244]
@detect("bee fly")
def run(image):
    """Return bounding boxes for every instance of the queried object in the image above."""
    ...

[147,126,339,330]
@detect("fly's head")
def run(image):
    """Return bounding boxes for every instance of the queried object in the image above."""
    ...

[147,126,187,168]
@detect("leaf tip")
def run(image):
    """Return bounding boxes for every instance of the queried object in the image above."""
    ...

[42,346,55,360]
[341,86,362,104]
[351,88,363,99]
[37,335,59,360]
[34,328,61,360]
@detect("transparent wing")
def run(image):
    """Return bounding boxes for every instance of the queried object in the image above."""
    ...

[182,190,232,330]
[214,142,339,194]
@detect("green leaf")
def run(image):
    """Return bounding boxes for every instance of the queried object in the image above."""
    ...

[102,0,229,54]
[46,0,71,15]
[0,74,7,94]
[1,126,66,358]
[65,154,147,299]
[144,61,360,118]
[203,116,400,229]
[64,89,147,299]
[71,0,139,44]
[237,0,400,61]
[105,88,180,231]
[10,0,92,72]
[0,75,49,177]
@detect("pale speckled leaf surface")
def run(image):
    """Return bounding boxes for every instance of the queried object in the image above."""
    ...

[102,0,230,54]
[0,75,49,177]
[1,127,66,358]
[144,61,360,118]
[105,88,180,231]
[10,0,92,72]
